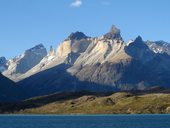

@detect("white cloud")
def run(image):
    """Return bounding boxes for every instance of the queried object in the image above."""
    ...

[70,0,82,8]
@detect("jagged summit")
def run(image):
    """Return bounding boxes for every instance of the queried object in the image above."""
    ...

[25,43,45,53]
[104,25,122,40]
[146,40,170,55]
[110,25,120,34]
[134,36,143,43]
[132,36,149,49]
[128,36,147,47]
[49,46,56,56]
[3,44,47,79]
[125,35,154,63]
[67,31,88,40]
[155,40,170,46]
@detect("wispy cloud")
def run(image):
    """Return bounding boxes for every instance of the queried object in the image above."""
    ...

[70,0,82,8]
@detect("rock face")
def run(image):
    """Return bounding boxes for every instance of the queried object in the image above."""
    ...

[3,44,47,81]
[67,31,88,40]
[49,46,56,56]
[15,25,170,99]
[146,40,170,55]
[71,36,154,90]
[104,25,122,40]
[16,32,91,81]
[125,36,155,63]
[0,57,7,72]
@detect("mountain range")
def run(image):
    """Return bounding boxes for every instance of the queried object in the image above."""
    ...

[1,25,170,102]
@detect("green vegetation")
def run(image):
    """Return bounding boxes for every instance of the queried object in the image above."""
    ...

[1,90,170,114]
[1,92,167,114]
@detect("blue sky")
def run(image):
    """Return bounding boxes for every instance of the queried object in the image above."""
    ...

[0,0,170,59]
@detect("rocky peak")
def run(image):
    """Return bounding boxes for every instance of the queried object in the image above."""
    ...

[0,57,7,64]
[110,25,120,34]
[67,31,88,40]
[129,36,148,49]
[3,44,47,76]
[49,46,56,56]
[125,36,154,63]
[104,25,122,40]
[25,43,46,53]
[134,36,143,43]
[145,40,170,55]
[154,41,170,49]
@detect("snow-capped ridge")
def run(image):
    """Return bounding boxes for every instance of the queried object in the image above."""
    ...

[146,40,170,55]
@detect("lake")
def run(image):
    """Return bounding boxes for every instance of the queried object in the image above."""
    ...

[0,115,170,128]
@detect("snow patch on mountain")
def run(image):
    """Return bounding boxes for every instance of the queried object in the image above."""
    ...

[146,41,170,55]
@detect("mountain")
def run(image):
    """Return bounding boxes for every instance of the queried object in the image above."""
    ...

[13,25,170,99]
[1,25,170,100]
[146,40,170,55]
[103,25,122,40]
[3,44,47,81]
[0,57,7,72]
[70,35,170,90]
[15,32,92,81]
[18,27,125,81]
[0,73,22,102]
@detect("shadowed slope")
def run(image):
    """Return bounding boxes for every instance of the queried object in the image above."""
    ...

[0,74,23,102]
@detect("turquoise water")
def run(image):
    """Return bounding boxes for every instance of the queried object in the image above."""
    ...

[0,115,170,128]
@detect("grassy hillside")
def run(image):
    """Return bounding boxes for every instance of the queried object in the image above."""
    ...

[2,91,170,114]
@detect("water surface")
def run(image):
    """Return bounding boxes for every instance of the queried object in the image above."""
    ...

[0,114,170,128]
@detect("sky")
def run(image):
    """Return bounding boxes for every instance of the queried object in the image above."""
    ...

[0,0,170,59]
